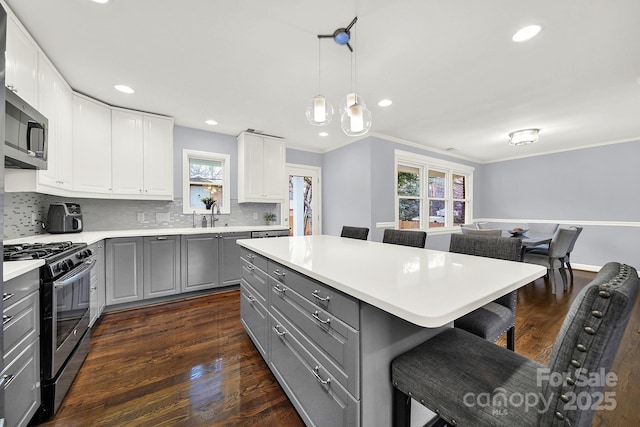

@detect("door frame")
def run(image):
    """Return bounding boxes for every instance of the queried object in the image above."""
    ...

[283,164,322,236]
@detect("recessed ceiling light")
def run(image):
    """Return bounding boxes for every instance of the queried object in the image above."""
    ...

[378,99,392,107]
[205,120,218,126]
[318,132,329,137]
[114,84,134,94]
[91,0,110,4]
[512,25,542,42]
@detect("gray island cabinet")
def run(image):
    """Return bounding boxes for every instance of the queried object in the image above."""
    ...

[238,235,546,427]
[239,247,442,427]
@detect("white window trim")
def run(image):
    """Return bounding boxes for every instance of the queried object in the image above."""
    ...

[394,149,474,234]
[182,149,231,214]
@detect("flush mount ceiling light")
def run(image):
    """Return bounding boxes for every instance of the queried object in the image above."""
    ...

[378,99,393,107]
[318,131,329,137]
[91,0,110,4]
[114,84,134,94]
[509,129,540,146]
[512,25,542,42]
[205,119,218,126]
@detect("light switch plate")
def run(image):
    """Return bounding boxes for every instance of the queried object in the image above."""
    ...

[137,213,145,222]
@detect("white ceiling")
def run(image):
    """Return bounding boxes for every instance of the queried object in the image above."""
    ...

[5,0,640,163]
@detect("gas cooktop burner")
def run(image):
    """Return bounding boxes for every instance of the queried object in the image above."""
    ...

[3,241,84,262]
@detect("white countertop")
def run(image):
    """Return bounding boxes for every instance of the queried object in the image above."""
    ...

[3,260,45,281]
[3,225,288,282]
[237,235,547,328]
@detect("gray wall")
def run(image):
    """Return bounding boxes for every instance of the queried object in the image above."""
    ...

[287,148,323,167]
[475,140,640,268]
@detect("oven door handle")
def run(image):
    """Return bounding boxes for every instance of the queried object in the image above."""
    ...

[53,259,96,289]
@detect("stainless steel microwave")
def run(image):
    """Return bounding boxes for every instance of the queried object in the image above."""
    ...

[4,87,48,169]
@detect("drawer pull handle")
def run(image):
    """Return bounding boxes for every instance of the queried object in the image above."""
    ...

[2,374,15,389]
[312,366,331,385]
[3,293,14,302]
[273,324,287,336]
[2,315,13,325]
[246,264,255,271]
[246,254,256,260]
[157,236,168,240]
[273,284,286,294]
[247,294,256,303]
[312,311,331,325]
[273,269,287,278]
[312,290,331,303]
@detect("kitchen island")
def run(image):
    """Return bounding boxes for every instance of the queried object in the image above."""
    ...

[237,235,546,427]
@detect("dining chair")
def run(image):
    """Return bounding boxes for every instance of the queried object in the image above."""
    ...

[524,222,560,253]
[391,262,639,427]
[528,225,584,284]
[382,229,427,248]
[523,227,578,294]
[460,226,502,237]
[475,222,492,229]
[449,234,522,350]
[340,225,369,240]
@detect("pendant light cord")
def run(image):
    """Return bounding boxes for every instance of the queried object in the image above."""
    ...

[318,38,322,94]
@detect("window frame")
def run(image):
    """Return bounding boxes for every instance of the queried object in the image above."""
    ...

[182,149,231,215]
[394,149,474,233]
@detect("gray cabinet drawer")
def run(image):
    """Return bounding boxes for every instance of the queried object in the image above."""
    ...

[240,282,268,360]
[241,258,268,303]
[240,249,268,273]
[268,261,359,329]
[271,278,359,397]
[2,338,41,427]
[3,269,39,308]
[3,291,39,365]
[269,311,359,427]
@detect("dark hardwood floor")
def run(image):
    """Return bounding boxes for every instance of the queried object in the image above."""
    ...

[38,270,639,426]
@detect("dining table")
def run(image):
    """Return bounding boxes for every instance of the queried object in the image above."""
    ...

[503,230,554,259]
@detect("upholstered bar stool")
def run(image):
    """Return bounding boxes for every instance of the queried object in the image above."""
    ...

[383,229,427,248]
[391,262,638,427]
[449,234,521,350]
[340,225,369,240]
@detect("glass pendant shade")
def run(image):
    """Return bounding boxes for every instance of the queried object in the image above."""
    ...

[341,92,366,117]
[306,95,334,126]
[340,102,372,136]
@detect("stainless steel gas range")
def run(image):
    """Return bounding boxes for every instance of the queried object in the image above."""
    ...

[4,241,94,421]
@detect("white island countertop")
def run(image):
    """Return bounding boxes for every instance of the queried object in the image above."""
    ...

[238,235,547,328]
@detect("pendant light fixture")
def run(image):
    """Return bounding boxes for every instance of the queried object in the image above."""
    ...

[306,39,334,126]
[308,17,372,136]
[340,30,372,136]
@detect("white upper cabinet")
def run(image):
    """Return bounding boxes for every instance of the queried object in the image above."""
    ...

[37,55,73,191]
[72,94,113,194]
[111,110,173,200]
[111,109,144,195]
[5,15,39,108]
[237,132,286,203]
[142,115,174,198]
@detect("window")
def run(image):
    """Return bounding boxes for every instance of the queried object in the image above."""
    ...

[182,149,231,214]
[395,150,473,231]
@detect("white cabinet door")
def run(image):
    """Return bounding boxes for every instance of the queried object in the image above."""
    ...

[143,115,174,198]
[5,16,38,108]
[238,132,286,202]
[72,94,112,194]
[37,56,73,191]
[262,137,286,198]
[111,109,144,195]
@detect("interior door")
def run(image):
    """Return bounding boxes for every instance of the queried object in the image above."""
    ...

[284,165,321,236]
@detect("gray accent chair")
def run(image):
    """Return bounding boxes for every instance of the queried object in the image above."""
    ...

[524,227,578,294]
[529,225,584,284]
[383,229,427,248]
[460,227,502,237]
[340,226,369,240]
[524,222,560,253]
[392,262,639,427]
[449,234,522,350]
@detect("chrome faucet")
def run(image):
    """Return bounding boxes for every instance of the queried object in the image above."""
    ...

[211,206,220,228]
